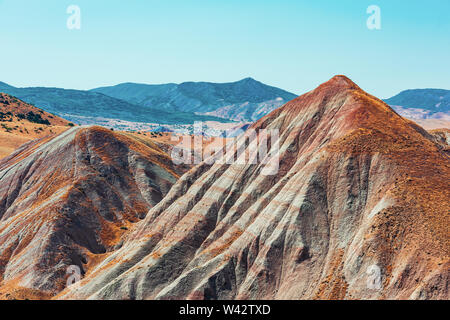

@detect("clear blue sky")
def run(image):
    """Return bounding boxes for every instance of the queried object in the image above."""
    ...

[0,0,449,98]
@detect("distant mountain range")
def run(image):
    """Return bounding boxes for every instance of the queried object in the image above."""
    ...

[384,89,450,121]
[91,77,298,122]
[0,82,228,126]
[0,78,297,126]
[1,80,449,129]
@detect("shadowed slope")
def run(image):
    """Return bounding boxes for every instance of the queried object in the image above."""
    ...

[0,126,182,299]
[56,76,448,300]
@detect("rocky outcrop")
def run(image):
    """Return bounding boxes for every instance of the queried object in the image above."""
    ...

[60,76,449,300]
[429,128,450,156]
[0,126,181,298]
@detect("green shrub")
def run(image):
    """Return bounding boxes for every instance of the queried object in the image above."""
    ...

[26,111,50,125]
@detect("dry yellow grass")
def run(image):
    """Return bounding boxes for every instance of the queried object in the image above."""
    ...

[0,92,71,159]
[0,122,69,159]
